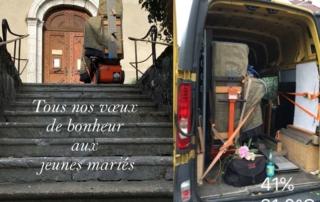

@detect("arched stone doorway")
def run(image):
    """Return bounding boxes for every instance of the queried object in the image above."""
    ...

[43,9,90,83]
[26,0,98,83]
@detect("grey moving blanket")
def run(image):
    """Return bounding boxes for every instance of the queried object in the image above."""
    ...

[80,0,123,82]
[211,41,265,140]
[83,17,123,56]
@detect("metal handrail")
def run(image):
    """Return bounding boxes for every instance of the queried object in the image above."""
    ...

[1,19,29,76]
[128,37,173,46]
[128,25,173,83]
[0,35,28,46]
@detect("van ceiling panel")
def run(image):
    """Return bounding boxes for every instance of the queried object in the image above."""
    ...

[209,28,280,70]
[206,0,318,76]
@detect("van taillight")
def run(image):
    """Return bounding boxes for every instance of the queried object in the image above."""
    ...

[177,83,191,150]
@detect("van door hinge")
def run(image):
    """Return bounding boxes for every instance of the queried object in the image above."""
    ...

[177,69,197,82]
[175,154,189,165]
[175,150,196,166]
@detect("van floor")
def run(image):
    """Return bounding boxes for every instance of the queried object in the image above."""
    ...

[197,161,320,200]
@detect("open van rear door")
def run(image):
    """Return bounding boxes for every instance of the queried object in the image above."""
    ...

[174,0,320,201]
[173,0,208,201]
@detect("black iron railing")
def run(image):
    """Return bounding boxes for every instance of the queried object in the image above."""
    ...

[128,25,172,83]
[0,19,29,76]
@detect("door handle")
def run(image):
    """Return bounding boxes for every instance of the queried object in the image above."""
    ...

[65,68,68,76]
[54,69,61,73]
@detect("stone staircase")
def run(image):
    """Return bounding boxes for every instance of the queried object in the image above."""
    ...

[0,83,173,201]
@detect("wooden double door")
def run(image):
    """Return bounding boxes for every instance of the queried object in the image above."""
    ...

[43,9,90,83]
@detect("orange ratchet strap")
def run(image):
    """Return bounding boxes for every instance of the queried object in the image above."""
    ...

[279,91,320,100]
[278,91,320,120]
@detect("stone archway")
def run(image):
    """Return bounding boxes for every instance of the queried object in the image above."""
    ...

[27,0,98,83]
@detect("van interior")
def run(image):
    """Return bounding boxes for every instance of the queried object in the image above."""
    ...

[197,1,320,200]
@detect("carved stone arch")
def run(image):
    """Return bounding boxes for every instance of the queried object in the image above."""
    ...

[27,0,99,83]
[44,10,90,32]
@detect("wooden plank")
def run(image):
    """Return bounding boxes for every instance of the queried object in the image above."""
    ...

[197,153,204,186]
[215,86,242,94]
[262,103,266,133]
[107,0,118,59]
[213,132,229,140]
[103,19,121,26]
[261,99,273,135]
[277,142,282,152]
[197,126,205,153]
[267,100,272,136]
[105,49,123,54]
[287,124,316,136]
[280,133,319,172]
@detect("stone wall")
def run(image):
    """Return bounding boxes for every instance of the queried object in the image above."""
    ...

[0,37,22,121]
[137,46,173,119]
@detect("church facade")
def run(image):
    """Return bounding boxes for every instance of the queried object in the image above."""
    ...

[0,0,165,83]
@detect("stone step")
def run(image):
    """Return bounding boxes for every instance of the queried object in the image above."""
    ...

[0,122,173,138]
[0,181,173,201]
[14,94,151,102]
[22,83,136,88]
[0,156,173,183]
[0,138,173,157]
[9,101,158,112]
[3,83,174,199]
[20,85,138,92]
[18,88,142,96]
[4,111,170,123]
